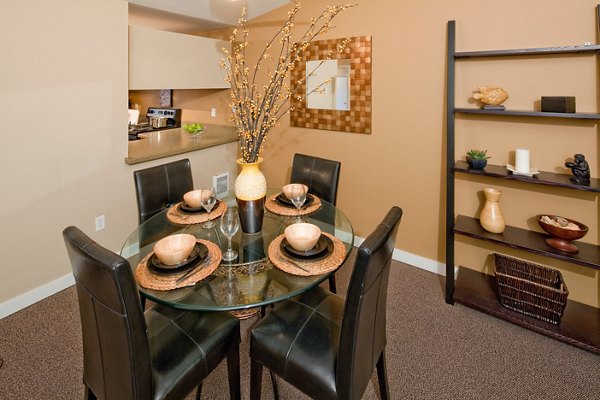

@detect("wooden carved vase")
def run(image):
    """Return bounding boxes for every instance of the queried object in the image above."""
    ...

[479,188,505,233]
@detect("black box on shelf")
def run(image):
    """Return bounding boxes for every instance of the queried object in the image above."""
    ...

[541,96,576,113]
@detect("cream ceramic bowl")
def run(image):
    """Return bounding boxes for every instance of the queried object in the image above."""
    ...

[282,183,308,200]
[284,223,321,252]
[153,234,196,266]
[183,189,206,208]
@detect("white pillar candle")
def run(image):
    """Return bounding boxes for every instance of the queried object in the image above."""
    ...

[515,148,530,173]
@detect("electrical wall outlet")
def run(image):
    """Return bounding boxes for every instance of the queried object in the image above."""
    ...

[95,215,106,231]
[211,107,216,117]
[213,172,229,195]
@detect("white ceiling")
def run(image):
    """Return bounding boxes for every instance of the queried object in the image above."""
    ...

[128,0,290,34]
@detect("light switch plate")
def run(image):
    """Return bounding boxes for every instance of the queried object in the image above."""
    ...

[213,173,229,195]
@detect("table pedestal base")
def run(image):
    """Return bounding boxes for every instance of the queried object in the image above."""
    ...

[230,307,261,319]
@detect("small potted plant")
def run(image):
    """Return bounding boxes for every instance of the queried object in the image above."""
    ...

[466,149,490,169]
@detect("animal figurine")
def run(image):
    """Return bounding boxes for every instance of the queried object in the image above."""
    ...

[473,86,509,106]
[565,153,591,185]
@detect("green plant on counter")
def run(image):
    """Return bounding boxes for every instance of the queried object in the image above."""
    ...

[183,123,204,134]
[466,149,491,160]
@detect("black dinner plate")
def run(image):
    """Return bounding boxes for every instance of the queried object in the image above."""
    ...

[275,193,314,208]
[149,243,208,275]
[178,199,220,214]
[280,234,333,261]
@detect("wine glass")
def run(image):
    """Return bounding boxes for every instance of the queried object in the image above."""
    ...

[220,206,240,261]
[290,184,307,221]
[201,187,217,228]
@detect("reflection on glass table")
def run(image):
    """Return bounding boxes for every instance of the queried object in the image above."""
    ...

[120,189,354,313]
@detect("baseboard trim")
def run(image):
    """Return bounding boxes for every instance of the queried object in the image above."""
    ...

[353,236,446,276]
[0,273,74,320]
[1,240,445,320]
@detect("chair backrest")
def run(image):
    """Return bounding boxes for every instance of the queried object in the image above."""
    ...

[290,153,341,205]
[63,226,152,400]
[133,158,194,224]
[336,206,403,399]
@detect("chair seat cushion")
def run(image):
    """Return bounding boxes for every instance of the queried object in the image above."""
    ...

[250,287,344,400]
[146,304,240,400]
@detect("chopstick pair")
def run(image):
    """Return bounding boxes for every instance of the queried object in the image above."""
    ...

[175,257,210,283]
[274,253,311,273]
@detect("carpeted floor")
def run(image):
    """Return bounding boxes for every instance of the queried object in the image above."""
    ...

[1,251,599,399]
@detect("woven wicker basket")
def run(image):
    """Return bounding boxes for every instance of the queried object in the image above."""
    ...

[493,253,568,325]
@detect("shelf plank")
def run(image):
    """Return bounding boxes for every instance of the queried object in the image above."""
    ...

[454,266,600,355]
[453,160,600,193]
[454,215,600,270]
[455,108,600,119]
[455,44,600,58]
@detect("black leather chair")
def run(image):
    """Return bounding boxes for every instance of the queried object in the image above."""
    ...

[63,226,241,400]
[249,206,403,400]
[290,153,341,206]
[134,158,194,224]
[290,153,341,292]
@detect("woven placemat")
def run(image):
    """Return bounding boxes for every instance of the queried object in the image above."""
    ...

[135,239,222,290]
[265,193,322,216]
[166,200,227,225]
[268,232,345,276]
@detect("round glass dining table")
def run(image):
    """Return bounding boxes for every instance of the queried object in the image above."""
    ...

[120,189,354,315]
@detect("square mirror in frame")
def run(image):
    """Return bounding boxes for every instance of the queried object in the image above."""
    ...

[290,36,372,134]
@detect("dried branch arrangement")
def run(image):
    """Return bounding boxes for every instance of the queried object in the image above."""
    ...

[220,1,356,163]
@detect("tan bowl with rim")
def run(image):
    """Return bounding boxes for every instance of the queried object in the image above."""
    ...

[183,189,209,208]
[282,183,308,200]
[284,223,321,252]
[153,234,196,266]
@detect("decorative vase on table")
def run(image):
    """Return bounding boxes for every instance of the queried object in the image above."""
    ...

[235,157,267,234]
[222,3,353,231]
[479,187,505,233]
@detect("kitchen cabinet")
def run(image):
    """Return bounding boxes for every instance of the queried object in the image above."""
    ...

[445,9,600,354]
[128,26,229,90]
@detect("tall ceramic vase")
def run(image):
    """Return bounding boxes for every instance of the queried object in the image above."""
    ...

[235,158,267,234]
[479,187,505,233]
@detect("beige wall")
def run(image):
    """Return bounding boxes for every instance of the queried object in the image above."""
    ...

[247,0,599,306]
[1,0,598,312]
[0,0,126,305]
[0,0,237,312]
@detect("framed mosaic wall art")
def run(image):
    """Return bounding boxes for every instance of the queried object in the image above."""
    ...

[290,36,372,134]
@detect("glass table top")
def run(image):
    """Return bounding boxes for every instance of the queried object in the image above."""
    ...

[120,189,354,312]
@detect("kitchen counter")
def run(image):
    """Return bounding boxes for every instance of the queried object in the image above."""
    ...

[125,124,238,165]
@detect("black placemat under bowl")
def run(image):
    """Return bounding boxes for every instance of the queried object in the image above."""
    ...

[280,235,333,261]
[276,193,314,208]
[149,243,208,275]
[178,199,220,214]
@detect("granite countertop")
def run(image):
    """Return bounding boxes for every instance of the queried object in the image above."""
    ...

[125,124,238,165]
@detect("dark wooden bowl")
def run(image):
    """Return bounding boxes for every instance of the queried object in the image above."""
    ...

[537,215,589,253]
